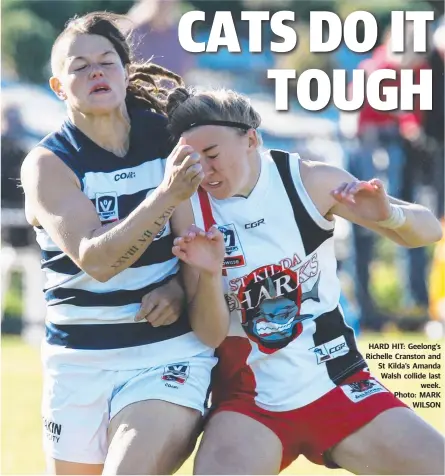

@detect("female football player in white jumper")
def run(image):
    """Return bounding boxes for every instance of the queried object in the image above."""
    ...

[166,87,444,475]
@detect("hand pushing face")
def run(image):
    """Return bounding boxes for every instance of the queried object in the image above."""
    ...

[162,139,204,203]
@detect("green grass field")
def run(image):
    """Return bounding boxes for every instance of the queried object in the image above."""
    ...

[2,333,444,475]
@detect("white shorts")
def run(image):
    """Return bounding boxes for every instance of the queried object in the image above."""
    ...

[42,349,216,464]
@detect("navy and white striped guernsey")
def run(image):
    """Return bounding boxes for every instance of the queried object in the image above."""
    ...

[36,107,204,356]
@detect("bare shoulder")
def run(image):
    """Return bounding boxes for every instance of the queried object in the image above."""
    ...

[298,158,356,216]
[21,147,81,226]
[21,147,78,184]
[299,158,353,186]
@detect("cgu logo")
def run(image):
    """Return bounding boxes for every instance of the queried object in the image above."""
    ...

[115,171,136,181]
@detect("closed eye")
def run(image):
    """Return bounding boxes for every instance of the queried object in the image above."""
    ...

[207,154,219,159]
[74,65,88,71]
[101,62,114,66]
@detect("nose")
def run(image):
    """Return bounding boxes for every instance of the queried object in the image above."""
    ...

[200,157,215,176]
[89,65,104,80]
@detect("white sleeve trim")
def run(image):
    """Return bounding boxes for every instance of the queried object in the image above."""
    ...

[288,153,335,231]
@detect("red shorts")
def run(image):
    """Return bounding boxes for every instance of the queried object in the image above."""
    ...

[210,369,408,470]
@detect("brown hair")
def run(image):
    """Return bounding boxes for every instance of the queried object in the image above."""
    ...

[51,11,183,115]
[166,87,262,140]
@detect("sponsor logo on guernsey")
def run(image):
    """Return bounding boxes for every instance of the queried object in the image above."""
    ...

[341,379,387,402]
[114,171,136,181]
[217,223,246,268]
[245,218,265,229]
[95,191,119,222]
[162,362,190,389]
[310,336,350,364]
[43,418,62,443]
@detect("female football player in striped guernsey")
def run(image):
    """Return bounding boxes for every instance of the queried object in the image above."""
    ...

[166,87,444,475]
[20,12,228,475]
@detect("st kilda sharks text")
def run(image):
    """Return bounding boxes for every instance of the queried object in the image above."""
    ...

[226,253,321,354]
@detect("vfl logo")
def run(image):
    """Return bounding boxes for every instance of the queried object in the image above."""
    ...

[310,336,350,365]
[96,192,119,222]
[217,224,246,268]
[312,346,331,363]
[221,227,236,252]
[162,362,190,387]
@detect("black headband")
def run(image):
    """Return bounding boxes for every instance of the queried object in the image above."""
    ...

[179,120,252,135]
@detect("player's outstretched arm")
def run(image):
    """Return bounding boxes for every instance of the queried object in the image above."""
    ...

[301,160,443,248]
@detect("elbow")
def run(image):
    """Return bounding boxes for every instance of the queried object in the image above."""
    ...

[399,219,443,248]
[78,243,115,282]
[207,330,228,348]
[199,333,226,349]
[193,322,229,349]
[417,221,443,247]
[81,261,115,282]
[209,322,230,348]
[403,231,443,249]
[423,213,443,246]
[89,269,115,283]
[433,222,444,244]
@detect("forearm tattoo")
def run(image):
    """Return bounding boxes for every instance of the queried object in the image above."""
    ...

[110,206,175,269]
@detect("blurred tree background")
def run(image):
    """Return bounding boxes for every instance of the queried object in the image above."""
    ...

[2,0,442,84]
[2,0,133,82]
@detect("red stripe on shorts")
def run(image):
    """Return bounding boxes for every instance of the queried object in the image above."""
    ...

[212,336,257,405]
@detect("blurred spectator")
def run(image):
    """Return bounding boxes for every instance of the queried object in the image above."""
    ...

[2,103,29,142]
[348,26,432,329]
[1,104,30,247]
[126,0,196,78]
[1,103,46,338]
